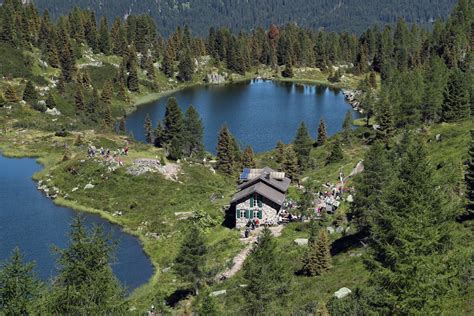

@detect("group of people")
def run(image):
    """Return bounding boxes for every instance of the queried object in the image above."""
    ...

[87,144,129,167]
[244,218,260,238]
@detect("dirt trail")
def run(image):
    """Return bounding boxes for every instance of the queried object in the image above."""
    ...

[216,225,284,281]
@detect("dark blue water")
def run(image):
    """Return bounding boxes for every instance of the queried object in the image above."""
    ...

[0,155,154,292]
[126,80,359,153]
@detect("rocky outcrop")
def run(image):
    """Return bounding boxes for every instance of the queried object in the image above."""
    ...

[206,72,227,84]
[342,89,363,113]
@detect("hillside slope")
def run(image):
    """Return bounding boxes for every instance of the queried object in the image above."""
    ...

[28,0,457,35]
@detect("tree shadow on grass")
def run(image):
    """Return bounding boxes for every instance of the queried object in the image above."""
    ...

[165,288,193,308]
[330,230,367,256]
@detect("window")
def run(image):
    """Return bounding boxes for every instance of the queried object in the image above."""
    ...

[253,210,259,218]
[240,210,246,219]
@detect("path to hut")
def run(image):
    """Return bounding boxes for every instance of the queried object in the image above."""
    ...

[217,225,284,281]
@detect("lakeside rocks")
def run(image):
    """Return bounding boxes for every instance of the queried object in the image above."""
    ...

[206,71,227,84]
[342,89,363,113]
[126,158,180,181]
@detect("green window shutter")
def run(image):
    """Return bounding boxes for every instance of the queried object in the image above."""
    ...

[249,196,254,207]
[236,209,240,218]
[258,210,263,219]
[245,210,249,218]
[258,195,263,207]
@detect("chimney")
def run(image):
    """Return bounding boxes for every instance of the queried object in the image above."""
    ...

[265,172,271,180]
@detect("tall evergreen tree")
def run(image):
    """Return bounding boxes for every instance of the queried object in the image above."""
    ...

[342,110,353,140]
[242,228,290,314]
[98,16,111,55]
[316,119,327,146]
[0,248,41,315]
[127,60,140,92]
[144,114,153,144]
[326,139,343,164]
[282,146,299,182]
[465,130,474,218]
[293,122,312,169]
[74,85,85,114]
[153,122,165,148]
[118,117,126,134]
[48,216,126,314]
[183,105,204,157]
[22,80,37,103]
[162,98,184,145]
[4,84,18,102]
[174,225,207,295]
[422,56,449,123]
[177,48,194,82]
[442,69,470,122]
[376,91,395,144]
[366,137,461,314]
[216,125,235,175]
[275,141,286,164]
[241,145,257,168]
[45,92,56,109]
[303,226,332,276]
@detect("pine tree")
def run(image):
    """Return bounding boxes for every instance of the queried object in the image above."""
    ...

[48,216,126,314]
[46,92,56,109]
[442,69,470,122]
[153,122,165,148]
[366,137,461,314]
[303,227,332,276]
[162,44,175,78]
[275,141,286,164]
[369,71,377,88]
[81,70,92,88]
[241,145,257,168]
[422,56,448,123]
[342,110,353,140]
[174,225,207,295]
[144,114,153,144]
[22,80,37,103]
[465,130,474,218]
[0,248,40,315]
[127,60,140,92]
[145,55,156,81]
[293,122,312,169]
[103,105,113,129]
[57,72,65,94]
[316,119,327,146]
[117,81,128,101]
[351,142,393,232]
[74,85,85,114]
[375,91,395,144]
[99,16,111,55]
[162,97,184,149]
[4,84,18,102]
[183,105,204,157]
[282,146,299,182]
[242,228,290,314]
[216,125,235,175]
[326,139,343,164]
[177,49,194,82]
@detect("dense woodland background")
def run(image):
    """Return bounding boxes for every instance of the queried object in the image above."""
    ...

[21,0,458,36]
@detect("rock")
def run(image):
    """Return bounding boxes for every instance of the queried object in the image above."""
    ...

[327,226,335,234]
[336,226,344,233]
[209,290,226,297]
[174,212,193,220]
[294,238,309,246]
[239,284,248,288]
[345,226,351,233]
[37,100,46,106]
[346,194,354,203]
[45,107,61,116]
[435,134,442,142]
[71,187,79,192]
[84,183,95,190]
[162,267,171,273]
[334,287,352,299]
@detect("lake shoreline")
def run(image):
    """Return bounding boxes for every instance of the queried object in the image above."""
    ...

[0,149,159,297]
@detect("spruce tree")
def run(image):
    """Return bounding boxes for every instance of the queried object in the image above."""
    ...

[293,122,312,169]
[22,80,37,103]
[98,16,111,55]
[230,135,242,168]
[101,80,114,106]
[127,61,140,93]
[74,86,85,114]
[422,56,448,123]
[154,122,165,148]
[216,125,235,175]
[242,228,290,314]
[174,225,207,295]
[282,146,299,182]
[163,97,184,147]
[183,105,204,157]
[366,137,461,314]
[326,139,343,164]
[376,92,395,144]
[342,110,353,140]
[103,105,113,129]
[45,92,56,109]
[86,88,100,120]
[144,114,153,144]
[275,141,286,164]
[177,49,194,82]
[316,119,327,146]
[118,118,126,134]
[303,227,332,276]
[241,145,257,168]
[0,248,41,315]
[48,216,126,314]
[4,85,18,102]
[351,142,393,232]
[369,71,377,89]
[162,45,175,78]
[442,69,470,122]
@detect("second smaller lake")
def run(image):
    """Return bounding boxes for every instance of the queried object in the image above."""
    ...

[126,80,359,153]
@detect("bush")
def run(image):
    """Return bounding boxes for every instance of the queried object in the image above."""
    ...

[32,102,47,112]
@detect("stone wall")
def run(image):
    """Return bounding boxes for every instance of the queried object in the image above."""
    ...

[234,196,280,229]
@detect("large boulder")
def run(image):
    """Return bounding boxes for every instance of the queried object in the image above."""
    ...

[84,183,95,190]
[209,290,226,297]
[334,287,352,299]
[327,226,335,234]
